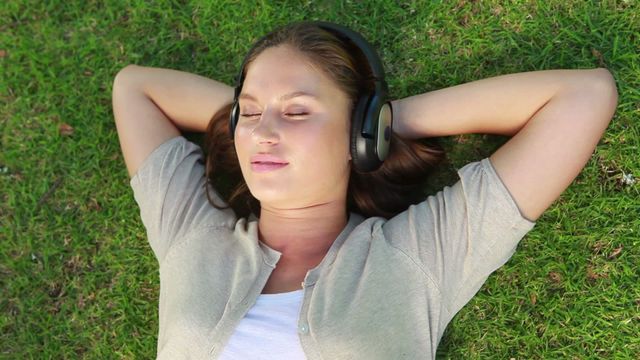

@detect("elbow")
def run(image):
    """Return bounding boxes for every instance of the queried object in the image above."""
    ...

[112,65,144,124]
[113,64,137,87]
[595,68,618,111]
[112,65,147,107]
[591,68,619,120]
[113,64,146,93]
[594,67,618,98]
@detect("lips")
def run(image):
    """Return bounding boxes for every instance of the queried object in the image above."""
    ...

[250,154,288,173]
[250,154,288,165]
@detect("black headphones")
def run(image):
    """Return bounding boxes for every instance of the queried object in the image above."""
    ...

[229,20,393,173]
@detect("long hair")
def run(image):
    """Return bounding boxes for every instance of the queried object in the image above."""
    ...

[203,21,446,219]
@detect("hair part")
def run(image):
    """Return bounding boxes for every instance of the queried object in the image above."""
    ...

[203,21,446,219]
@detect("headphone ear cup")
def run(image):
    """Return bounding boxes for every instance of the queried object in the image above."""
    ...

[351,94,372,172]
[366,94,392,163]
[229,100,239,137]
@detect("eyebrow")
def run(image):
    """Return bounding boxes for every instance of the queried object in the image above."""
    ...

[238,90,318,102]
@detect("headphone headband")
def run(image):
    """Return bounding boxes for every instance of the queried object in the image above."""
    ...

[307,21,388,96]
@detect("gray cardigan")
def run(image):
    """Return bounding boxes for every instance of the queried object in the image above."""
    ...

[129,136,536,359]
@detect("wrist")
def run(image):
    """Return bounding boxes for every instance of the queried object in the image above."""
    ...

[390,98,417,139]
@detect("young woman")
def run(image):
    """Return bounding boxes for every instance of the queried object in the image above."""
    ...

[112,21,617,359]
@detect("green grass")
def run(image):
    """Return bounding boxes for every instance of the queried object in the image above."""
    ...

[1,0,638,358]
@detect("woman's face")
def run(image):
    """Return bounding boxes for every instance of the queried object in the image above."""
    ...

[234,45,353,209]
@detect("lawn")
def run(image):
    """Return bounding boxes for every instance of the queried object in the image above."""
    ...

[1,0,638,359]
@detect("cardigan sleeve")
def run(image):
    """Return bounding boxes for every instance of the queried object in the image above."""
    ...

[382,157,536,322]
[129,136,236,263]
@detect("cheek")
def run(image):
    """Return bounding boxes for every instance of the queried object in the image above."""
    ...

[234,126,252,152]
[234,130,252,169]
[299,125,350,170]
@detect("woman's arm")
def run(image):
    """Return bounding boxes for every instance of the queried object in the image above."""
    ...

[391,68,618,221]
[115,65,234,133]
[112,65,234,178]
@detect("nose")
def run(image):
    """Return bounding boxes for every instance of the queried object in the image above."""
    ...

[251,109,280,144]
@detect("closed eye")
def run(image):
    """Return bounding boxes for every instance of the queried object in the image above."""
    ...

[239,113,309,118]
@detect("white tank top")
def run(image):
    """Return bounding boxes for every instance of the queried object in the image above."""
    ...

[218,289,307,359]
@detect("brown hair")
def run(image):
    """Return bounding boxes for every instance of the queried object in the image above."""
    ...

[203,21,446,220]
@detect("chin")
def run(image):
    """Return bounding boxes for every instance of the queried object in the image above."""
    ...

[248,186,286,204]
[252,191,309,210]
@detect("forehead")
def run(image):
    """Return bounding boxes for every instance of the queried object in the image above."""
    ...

[242,46,331,99]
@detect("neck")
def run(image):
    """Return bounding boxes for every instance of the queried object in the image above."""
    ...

[257,201,349,266]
